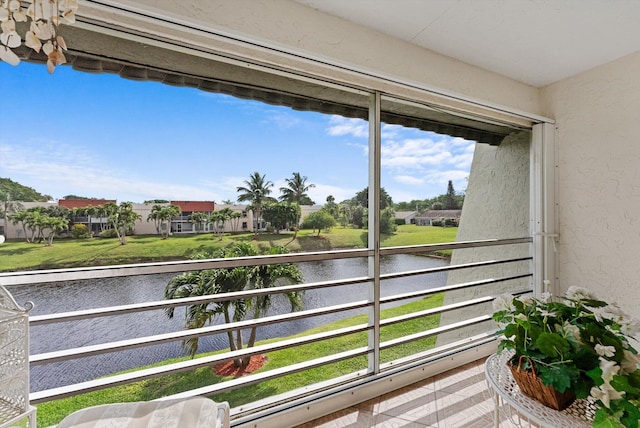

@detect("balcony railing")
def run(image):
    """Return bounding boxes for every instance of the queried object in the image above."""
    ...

[0,237,532,427]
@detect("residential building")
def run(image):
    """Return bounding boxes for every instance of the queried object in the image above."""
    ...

[394,210,417,225]
[416,210,462,227]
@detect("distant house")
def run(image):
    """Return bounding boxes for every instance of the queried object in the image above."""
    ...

[169,201,215,234]
[415,210,462,226]
[394,211,417,225]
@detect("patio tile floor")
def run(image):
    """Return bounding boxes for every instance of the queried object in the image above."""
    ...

[294,359,542,427]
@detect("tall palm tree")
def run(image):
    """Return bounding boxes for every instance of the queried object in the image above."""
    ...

[158,204,181,239]
[147,204,163,234]
[236,172,275,235]
[108,202,141,245]
[85,206,97,237]
[9,210,29,242]
[279,172,315,238]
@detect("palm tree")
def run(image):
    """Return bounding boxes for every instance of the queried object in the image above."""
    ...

[237,172,275,235]
[229,211,242,233]
[85,206,97,236]
[147,204,163,234]
[279,172,315,238]
[164,243,304,368]
[158,204,181,239]
[9,210,30,242]
[41,215,69,246]
[244,245,303,358]
[108,202,141,245]
[188,212,208,234]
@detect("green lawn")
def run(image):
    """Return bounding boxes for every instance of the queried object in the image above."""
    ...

[35,293,444,428]
[0,225,458,272]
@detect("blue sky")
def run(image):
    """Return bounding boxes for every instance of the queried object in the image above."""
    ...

[0,61,475,205]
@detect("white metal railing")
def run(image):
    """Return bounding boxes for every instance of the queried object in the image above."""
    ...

[1,237,532,424]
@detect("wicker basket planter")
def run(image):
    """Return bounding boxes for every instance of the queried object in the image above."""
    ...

[508,356,576,411]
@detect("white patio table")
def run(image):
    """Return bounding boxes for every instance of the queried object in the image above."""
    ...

[484,351,596,428]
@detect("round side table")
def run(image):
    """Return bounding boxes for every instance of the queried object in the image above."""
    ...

[484,352,596,428]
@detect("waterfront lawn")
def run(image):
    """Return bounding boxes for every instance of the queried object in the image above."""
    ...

[0,225,458,272]
[35,293,444,427]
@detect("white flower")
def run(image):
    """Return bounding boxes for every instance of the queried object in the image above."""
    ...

[588,306,610,322]
[595,344,616,358]
[492,294,514,312]
[599,357,620,383]
[566,286,596,301]
[539,291,552,303]
[590,383,624,408]
[517,295,534,305]
[562,321,581,342]
[515,313,528,321]
[620,350,640,375]
[538,309,555,317]
[621,317,640,336]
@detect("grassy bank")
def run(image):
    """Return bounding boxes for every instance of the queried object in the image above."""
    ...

[0,225,458,272]
[35,293,444,427]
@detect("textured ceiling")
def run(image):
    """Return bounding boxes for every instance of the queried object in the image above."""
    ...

[294,0,640,87]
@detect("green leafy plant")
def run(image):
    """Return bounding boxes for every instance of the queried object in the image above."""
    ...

[492,285,640,427]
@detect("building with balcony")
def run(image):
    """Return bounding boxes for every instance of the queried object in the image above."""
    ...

[1,1,639,427]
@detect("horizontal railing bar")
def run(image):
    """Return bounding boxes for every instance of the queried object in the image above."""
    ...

[381,315,493,350]
[30,257,530,326]
[380,256,531,281]
[380,273,533,306]
[1,248,371,286]
[29,275,372,326]
[33,281,529,365]
[233,333,500,424]
[30,323,372,403]
[30,299,373,364]
[380,237,531,256]
[161,347,373,401]
[30,291,510,402]
[157,313,506,401]
[2,237,529,286]
[381,289,531,327]
[384,296,499,326]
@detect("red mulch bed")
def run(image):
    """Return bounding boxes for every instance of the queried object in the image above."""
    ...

[213,354,268,378]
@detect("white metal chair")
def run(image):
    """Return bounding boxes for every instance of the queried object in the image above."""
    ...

[0,285,36,428]
[54,397,230,428]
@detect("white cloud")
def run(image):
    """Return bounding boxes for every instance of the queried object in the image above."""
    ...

[262,110,302,129]
[394,175,425,185]
[1,142,226,203]
[326,116,368,138]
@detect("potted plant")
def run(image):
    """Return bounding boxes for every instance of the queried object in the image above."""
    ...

[492,284,640,427]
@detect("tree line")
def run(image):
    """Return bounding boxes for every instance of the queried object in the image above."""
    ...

[1,173,463,245]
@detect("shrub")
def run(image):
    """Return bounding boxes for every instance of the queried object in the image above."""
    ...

[99,228,118,238]
[71,224,92,239]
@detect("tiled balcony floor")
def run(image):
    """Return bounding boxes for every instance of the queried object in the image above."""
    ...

[294,358,540,428]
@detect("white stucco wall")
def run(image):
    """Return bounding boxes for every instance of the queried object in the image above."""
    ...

[541,51,640,318]
[436,132,531,347]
